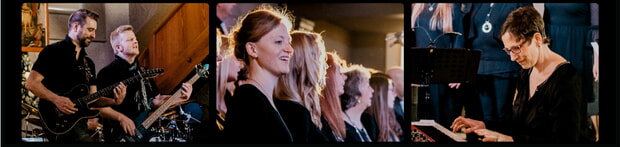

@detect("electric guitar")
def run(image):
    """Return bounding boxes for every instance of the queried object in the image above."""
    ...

[118,64,208,142]
[38,69,164,135]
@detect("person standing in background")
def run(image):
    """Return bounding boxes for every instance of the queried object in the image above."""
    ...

[464,3,532,122]
[340,65,375,142]
[216,3,237,35]
[320,52,349,142]
[366,73,403,142]
[385,67,408,134]
[274,30,329,143]
[199,28,244,143]
[589,3,599,142]
[411,3,482,129]
[543,3,599,141]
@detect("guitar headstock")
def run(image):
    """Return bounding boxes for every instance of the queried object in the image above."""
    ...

[143,68,164,78]
[195,64,209,78]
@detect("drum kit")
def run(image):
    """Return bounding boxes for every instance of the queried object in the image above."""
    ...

[22,102,105,142]
[21,101,202,143]
[149,101,201,142]
[21,102,46,142]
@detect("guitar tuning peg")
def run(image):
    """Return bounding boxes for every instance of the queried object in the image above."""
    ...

[195,64,210,77]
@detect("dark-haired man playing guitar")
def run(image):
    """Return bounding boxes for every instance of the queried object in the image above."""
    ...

[25,9,127,143]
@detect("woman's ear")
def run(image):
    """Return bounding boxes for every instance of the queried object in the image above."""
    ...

[533,32,543,45]
[245,42,257,58]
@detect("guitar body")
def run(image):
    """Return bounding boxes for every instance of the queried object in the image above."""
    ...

[116,126,150,142]
[114,64,208,142]
[37,69,163,136]
[38,84,100,135]
[116,110,151,142]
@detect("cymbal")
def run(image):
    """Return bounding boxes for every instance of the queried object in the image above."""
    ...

[26,118,43,126]
[162,110,177,117]
[22,128,45,137]
[169,99,197,109]
[21,103,40,116]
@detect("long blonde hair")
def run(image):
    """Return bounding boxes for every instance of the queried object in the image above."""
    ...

[411,3,453,33]
[216,28,234,117]
[275,30,327,128]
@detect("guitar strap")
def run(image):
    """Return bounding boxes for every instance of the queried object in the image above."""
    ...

[135,65,151,111]
[139,71,151,110]
[82,57,93,84]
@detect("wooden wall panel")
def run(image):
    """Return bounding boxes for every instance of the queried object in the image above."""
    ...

[139,3,209,94]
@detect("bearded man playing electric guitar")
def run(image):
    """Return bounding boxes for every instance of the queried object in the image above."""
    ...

[25,9,127,143]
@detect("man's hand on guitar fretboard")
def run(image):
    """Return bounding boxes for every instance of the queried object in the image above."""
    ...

[90,82,127,107]
[152,82,193,108]
[112,82,127,105]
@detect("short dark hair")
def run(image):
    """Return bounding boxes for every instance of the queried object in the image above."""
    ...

[67,9,100,30]
[500,6,550,44]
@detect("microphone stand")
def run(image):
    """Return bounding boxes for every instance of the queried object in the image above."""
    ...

[432,32,462,48]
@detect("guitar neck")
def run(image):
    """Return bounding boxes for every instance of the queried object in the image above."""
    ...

[80,74,148,105]
[140,74,201,129]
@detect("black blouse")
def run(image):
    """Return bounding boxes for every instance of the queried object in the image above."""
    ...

[275,99,329,143]
[485,62,595,143]
[223,84,293,143]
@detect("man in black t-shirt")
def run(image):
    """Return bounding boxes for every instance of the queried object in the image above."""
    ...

[25,9,127,143]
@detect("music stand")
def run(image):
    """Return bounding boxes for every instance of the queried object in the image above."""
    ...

[408,47,481,120]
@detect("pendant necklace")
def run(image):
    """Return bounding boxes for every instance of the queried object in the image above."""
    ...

[428,3,436,11]
[482,3,494,33]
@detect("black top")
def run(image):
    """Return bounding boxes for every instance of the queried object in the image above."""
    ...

[31,35,96,142]
[223,84,293,143]
[275,99,330,143]
[224,88,233,107]
[195,89,232,143]
[393,98,407,135]
[96,55,159,141]
[485,63,595,143]
[344,121,372,142]
[320,116,342,142]
[32,35,96,95]
[361,112,378,142]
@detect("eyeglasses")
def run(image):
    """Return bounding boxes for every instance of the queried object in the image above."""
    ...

[503,41,526,55]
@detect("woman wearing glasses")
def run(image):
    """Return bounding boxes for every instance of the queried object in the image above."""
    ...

[449,6,595,143]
